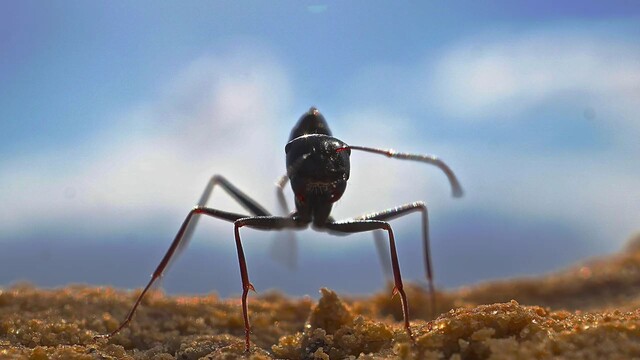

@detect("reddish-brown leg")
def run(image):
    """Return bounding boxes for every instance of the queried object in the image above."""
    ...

[233,221,255,352]
[355,202,436,319]
[232,216,305,352]
[94,206,246,340]
[324,219,413,341]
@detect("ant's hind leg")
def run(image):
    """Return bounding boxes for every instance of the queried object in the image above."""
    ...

[275,174,290,215]
[373,230,393,280]
[272,175,298,269]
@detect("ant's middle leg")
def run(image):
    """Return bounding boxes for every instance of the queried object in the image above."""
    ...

[181,175,271,253]
[198,175,270,215]
[95,206,247,340]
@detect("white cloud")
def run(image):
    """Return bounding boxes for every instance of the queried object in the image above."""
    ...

[430,30,640,132]
[0,49,293,238]
[0,45,464,246]
[2,26,639,294]
[336,28,640,250]
[454,148,640,245]
[2,28,638,259]
[425,29,640,246]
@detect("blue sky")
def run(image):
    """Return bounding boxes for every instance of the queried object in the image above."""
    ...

[1,1,639,297]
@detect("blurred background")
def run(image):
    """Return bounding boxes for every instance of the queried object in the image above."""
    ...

[1,1,639,298]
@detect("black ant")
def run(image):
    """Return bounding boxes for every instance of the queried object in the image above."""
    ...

[95,107,463,351]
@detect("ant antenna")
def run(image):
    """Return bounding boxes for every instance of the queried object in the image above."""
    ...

[347,145,464,197]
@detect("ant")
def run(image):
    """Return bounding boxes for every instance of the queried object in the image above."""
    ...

[96,107,463,352]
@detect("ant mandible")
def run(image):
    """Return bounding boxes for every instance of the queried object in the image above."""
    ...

[96,107,463,352]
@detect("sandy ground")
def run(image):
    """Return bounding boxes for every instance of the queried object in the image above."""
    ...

[2,236,640,359]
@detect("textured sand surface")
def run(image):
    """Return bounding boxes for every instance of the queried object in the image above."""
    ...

[2,236,640,359]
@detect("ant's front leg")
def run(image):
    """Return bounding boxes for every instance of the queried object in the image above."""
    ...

[233,216,307,351]
[323,219,413,341]
[352,202,434,314]
[95,206,247,341]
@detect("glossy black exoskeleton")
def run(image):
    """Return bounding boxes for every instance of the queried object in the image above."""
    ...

[96,107,463,352]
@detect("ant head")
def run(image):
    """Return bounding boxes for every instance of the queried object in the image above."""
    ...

[285,134,351,204]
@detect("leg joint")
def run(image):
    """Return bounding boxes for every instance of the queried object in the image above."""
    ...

[413,201,427,210]
[211,174,225,183]
[191,205,206,214]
